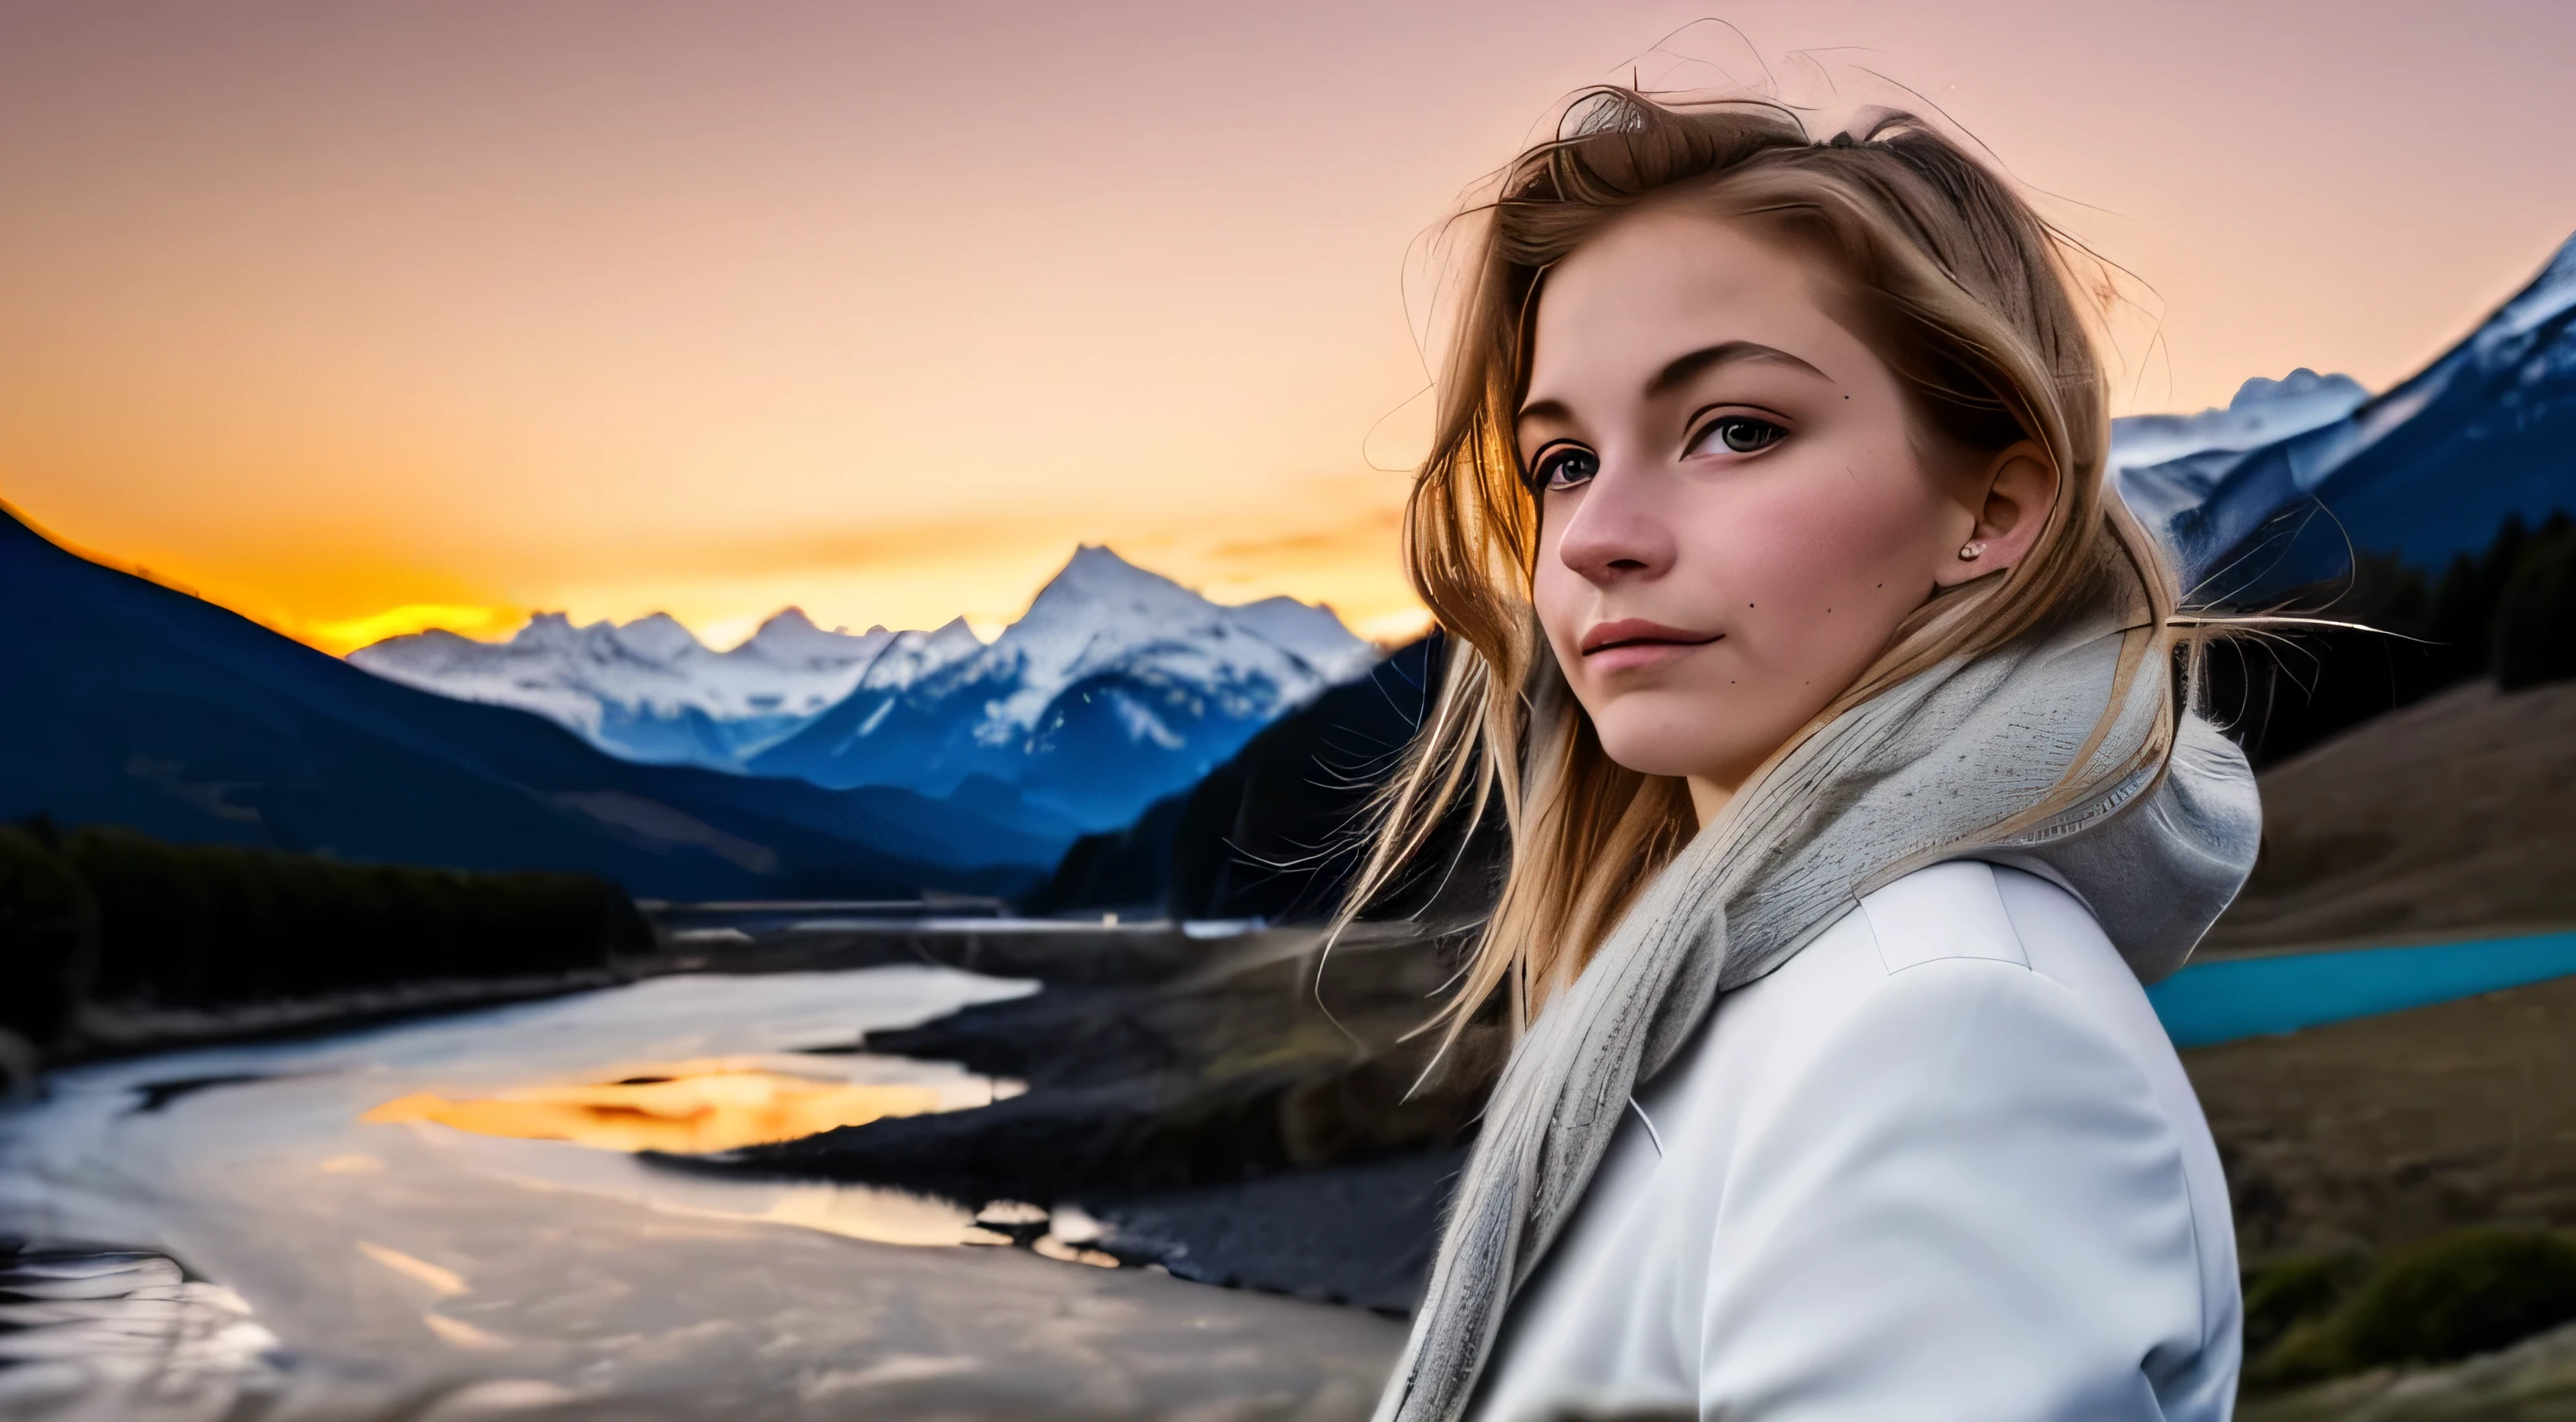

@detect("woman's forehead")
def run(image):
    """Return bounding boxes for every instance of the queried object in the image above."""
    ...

[1523,210,1866,414]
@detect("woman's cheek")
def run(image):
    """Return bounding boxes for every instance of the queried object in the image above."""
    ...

[1709,465,1925,682]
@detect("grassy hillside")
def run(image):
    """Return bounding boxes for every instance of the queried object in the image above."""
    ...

[2208,679,2576,952]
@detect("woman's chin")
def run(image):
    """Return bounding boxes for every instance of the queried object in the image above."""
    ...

[1589,725,1758,784]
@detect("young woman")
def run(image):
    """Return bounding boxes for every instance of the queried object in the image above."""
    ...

[1352,91,2262,1422]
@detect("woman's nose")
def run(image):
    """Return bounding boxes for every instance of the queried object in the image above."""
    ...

[1553,464,1675,585]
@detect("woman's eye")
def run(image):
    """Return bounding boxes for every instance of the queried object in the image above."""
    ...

[1530,446,1598,492]
[1693,415,1789,456]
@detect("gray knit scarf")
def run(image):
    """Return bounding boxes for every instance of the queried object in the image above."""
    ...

[1373,614,2262,1422]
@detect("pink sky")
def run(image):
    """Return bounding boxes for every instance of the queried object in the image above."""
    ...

[2,0,2569,651]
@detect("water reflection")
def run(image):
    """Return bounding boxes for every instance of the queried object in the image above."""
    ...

[361,1058,1020,1155]
[342,1048,1041,1252]
[0,967,1405,1419]
[0,1249,286,1412]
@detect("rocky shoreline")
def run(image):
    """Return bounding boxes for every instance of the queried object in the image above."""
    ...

[661,917,1497,1312]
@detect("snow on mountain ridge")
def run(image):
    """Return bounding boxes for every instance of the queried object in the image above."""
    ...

[741,607,894,670]
[958,545,1374,745]
[345,546,1374,810]
[852,619,986,697]
[605,611,704,664]
[347,606,983,767]
[2116,229,2576,591]
[2111,369,2370,474]
[353,609,906,721]
[739,547,1381,828]
[2482,231,2576,347]
[2110,369,2372,542]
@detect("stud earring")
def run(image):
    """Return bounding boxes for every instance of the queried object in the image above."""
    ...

[1957,541,1986,561]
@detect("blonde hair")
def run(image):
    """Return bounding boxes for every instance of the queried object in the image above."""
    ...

[1338,89,2200,1043]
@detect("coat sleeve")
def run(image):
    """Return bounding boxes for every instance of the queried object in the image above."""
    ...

[1694,957,2213,1421]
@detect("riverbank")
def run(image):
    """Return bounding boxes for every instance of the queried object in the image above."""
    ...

[687,916,1489,1310]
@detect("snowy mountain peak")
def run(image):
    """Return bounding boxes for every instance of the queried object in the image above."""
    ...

[932,546,1377,763]
[490,610,711,663]
[349,604,969,769]
[2231,368,2369,415]
[612,612,703,663]
[511,611,587,647]
[1062,542,1149,579]
[2109,368,2374,542]
[1029,545,1204,614]
[2480,231,2576,349]
[351,547,1383,828]
[845,617,985,696]
[740,607,891,670]
[922,616,984,655]
[2111,227,2576,593]
[998,546,1374,699]
[743,546,1382,827]
[2110,368,2370,475]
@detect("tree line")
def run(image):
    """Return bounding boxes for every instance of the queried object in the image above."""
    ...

[1,821,649,1056]
[2211,508,2576,767]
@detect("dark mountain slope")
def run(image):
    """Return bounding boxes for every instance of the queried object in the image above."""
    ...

[0,506,1063,900]
[1038,636,1503,922]
[2167,233,2576,599]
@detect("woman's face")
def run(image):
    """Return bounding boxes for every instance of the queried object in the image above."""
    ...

[1521,205,2052,822]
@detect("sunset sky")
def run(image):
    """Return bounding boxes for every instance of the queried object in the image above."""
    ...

[3,0,2571,653]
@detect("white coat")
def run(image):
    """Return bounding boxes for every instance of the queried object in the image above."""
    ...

[1470,859,2240,1421]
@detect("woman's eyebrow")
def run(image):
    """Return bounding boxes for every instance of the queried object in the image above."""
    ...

[1514,341,1828,428]
[1646,340,1830,397]
[1515,396,1575,428]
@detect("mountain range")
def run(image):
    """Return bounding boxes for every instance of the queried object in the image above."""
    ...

[2116,232,2576,597]
[745,548,1376,830]
[2110,368,2370,544]
[352,609,984,770]
[0,505,1078,902]
[354,547,1379,833]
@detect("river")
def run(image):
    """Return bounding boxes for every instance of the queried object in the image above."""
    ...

[0,966,1402,1421]
[2148,927,2576,1046]
[23,919,2576,1419]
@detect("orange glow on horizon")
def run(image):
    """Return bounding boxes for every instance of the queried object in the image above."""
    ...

[13,488,1433,657]
[300,604,529,657]
[3,3,2568,657]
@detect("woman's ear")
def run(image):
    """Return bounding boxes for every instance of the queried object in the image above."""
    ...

[1934,439,2058,587]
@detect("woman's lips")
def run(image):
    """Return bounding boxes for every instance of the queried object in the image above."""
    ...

[1579,618,1722,671]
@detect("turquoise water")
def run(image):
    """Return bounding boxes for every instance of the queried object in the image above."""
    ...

[2148,929,2576,1048]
